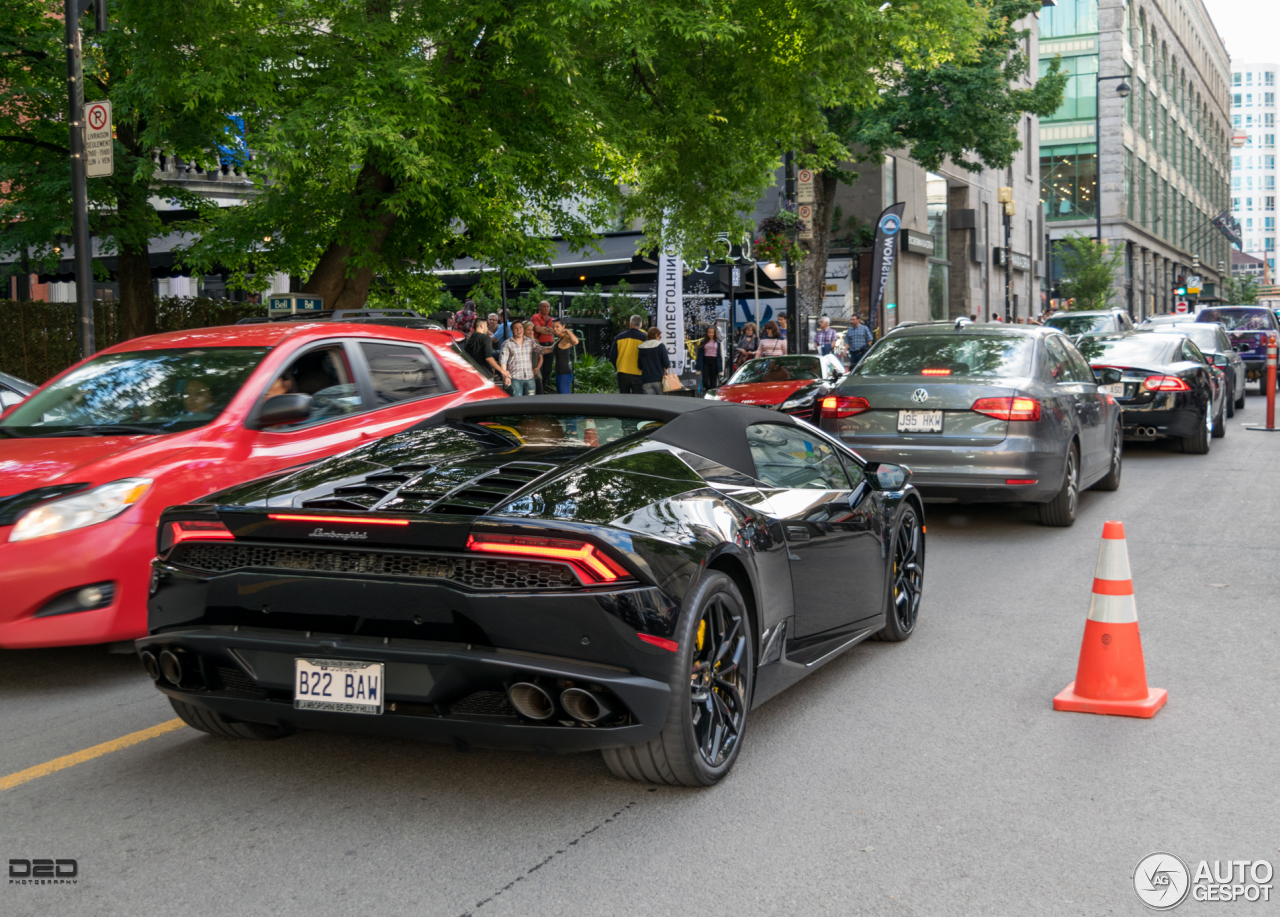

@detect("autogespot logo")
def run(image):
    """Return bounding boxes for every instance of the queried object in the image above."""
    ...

[1134,853,1191,909]
[879,213,901,237]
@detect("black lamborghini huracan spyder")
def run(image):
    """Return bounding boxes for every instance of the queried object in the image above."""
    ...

[140,395,925,786]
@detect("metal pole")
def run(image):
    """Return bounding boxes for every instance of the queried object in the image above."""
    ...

[65,0,94,358]
[784,151,797,354]
[1004,207,1012,322]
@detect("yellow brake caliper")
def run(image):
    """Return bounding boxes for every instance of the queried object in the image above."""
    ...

[696,619,706,652]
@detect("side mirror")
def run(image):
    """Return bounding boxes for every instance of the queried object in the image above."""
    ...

[865,462,911,490]
[1092,367,1123,385]
[256,393,313,428]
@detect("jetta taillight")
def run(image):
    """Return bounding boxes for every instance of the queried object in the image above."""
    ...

[820,396,871,419]
[467,534,631,585]
[1142,375,1191,392]
[971,396,1041,422]
[167,519,234,549]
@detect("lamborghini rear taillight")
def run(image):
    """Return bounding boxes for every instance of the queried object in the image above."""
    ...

[169,519,234,546]
[466,534,631,585]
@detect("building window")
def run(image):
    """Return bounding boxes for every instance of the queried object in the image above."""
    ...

[1267,114,1276,128]
[927,262,949,321]
[1267,218,1275,231]
[1268,93,1276,107]
[1234,156,1242,169]
[1269,155,1277,169]
[1268,197,1276,211]
[1247,218,1254,230]
[1269,176,1277,190]
[1268,73,1276,87]
[1266,134,1276,147]
[1234,114,1242,128]
[1268,238,1276,251]
[1234,73,1242,87]
[1125,150,1134,220]
[1233,177,1242,189]
[1040,146,1097,220]
[926,172,948,255]
[1040,0,1099,38]
[1038,55,1099,122]
[1234,94,1243,108]
[1247,94,1254,107]
[1234,197,1242,209]
[1247,197,1254,210]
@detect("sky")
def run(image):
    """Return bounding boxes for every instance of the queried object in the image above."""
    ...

[1203,0,1280,66]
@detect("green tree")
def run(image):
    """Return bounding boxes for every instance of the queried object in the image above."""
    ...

[794,0,1067,317]
[0,0,229,337]
[137,0,986,306]
[1223,274,1259,305]
[1056,233,1124,310]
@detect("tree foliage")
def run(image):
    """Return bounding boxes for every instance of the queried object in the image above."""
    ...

[1056,233,1124,311]
[1223,274,1259,305]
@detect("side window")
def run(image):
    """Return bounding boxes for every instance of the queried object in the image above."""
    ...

[360,342,447,404]
[262,344,363,427]
[1218,330,1232,352]
[1120,312,1135,330]
[746,423,852,490]
[1182,340,1208,365]
[1041,336,1070,383]
[1062,341,1097,384]
[837,451,865,490]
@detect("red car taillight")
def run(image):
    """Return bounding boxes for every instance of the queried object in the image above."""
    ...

[820,396,871,419]
[920,368,952,376]
[467,534,630,585]
[168,519,235,547]
[1142,375,1191,392]
[971,396,1041,422]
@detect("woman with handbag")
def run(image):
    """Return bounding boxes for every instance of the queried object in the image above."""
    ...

[735,323,758,368]
[694,325,723,391]
[755,320,787,358]
[637,327,672,394]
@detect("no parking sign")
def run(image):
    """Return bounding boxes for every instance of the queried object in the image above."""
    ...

[84,100,113,178]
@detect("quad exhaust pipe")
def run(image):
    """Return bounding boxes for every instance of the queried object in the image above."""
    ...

[1129,426,1160,438]
[508,682,557,721]
[560,688,614,724]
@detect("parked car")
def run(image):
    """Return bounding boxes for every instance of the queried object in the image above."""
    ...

[0,321,505,649]
[1144,322,1246,416]
[705,353,846,420]
[1044,309,1135,339]
[1140,312,1195,325]
[141,395,924,786]
[1195,307,1280,393]
[1076,330,1225,453]
[0,370,36,410]
[818,322,1122,527]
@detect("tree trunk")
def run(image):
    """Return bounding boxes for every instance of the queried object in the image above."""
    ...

[117,240,157,341]
[301,160,398,310]
[798,171,841,334]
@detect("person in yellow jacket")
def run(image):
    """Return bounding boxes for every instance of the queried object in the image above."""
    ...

[608,315,648,393]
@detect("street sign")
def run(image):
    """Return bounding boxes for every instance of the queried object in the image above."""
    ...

[797,169,816,203]
[797,204,814,240]
[1175,301,1189,313]
[267,293,325,315]
[1187,275,1202,294]
[84,100,113,178]
[731,267,741,287]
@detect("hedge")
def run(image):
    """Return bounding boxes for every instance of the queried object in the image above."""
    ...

[0,298,262,385]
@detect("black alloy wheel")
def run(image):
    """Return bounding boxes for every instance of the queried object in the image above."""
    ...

[1038,444,1079,527]
[873,506,924,642]
[602,571,753,786]
[1092,424,1123,492]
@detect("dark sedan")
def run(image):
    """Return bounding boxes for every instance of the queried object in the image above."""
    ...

[1144,322,1246,416]
[819,322,1121,527]
[140,395,924,786]
[1196,307,1279,393]
[1076,331,1225,453]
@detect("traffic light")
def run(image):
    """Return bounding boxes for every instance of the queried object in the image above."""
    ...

[1174,276,1187,296]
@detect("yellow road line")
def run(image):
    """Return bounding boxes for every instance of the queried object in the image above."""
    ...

[0,719,185,792]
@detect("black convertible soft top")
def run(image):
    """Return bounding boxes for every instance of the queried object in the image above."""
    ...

[429,394,801,480]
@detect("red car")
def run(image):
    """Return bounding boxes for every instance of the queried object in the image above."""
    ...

[0,320,504,648]
[705,353,846,419]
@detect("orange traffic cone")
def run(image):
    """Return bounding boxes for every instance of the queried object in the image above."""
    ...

[1053,521,1168,718]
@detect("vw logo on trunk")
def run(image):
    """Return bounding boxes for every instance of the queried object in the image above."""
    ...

[911,388,929,403]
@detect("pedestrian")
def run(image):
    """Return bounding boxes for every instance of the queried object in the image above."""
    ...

[777,314,789,343]
[812,316,838,356]
[464,315,503,383]
[549,318,579,394]
[843,314,874,366]
[637,327,671,394]
[454,299,477,335]
[756,321,787,358]
[990,311,1003,322]
[521,321,546,393]
[492,312,516,345]
[608,315,648,393]
[531,300,556,392]
[735,322,759,368]
[694,324,723,391]
[498,321,538,395]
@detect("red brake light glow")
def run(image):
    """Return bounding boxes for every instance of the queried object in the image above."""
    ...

[1142,375,1191,392]
[169,519,235,546]
[267,514,410,526]
[920,368,952,376]
[1005,479,1038,486]
[467,534,630,585]
[820,396,871,419]
[971,396,1041,422]
[637,633,679,652]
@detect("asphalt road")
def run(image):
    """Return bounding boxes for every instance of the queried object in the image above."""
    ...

[4,408,1279,916]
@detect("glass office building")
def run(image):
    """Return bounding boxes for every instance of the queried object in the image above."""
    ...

[1229,64,1278,281]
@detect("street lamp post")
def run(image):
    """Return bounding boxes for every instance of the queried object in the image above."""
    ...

[1095,75,1133,245]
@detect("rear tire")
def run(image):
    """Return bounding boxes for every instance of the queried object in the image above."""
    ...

[169,696,290,740]
[1038,444,1079,527]
[872,506,924,641]
[1226,383,1235,418]
[1179,408,1212,454]
[1092,425,1122,492]
[1235,382,1246,410]
[602,571,753,786]
[1212,399,1226,438]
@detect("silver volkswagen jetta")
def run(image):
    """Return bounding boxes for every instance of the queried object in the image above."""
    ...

[817,321,1123,526]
